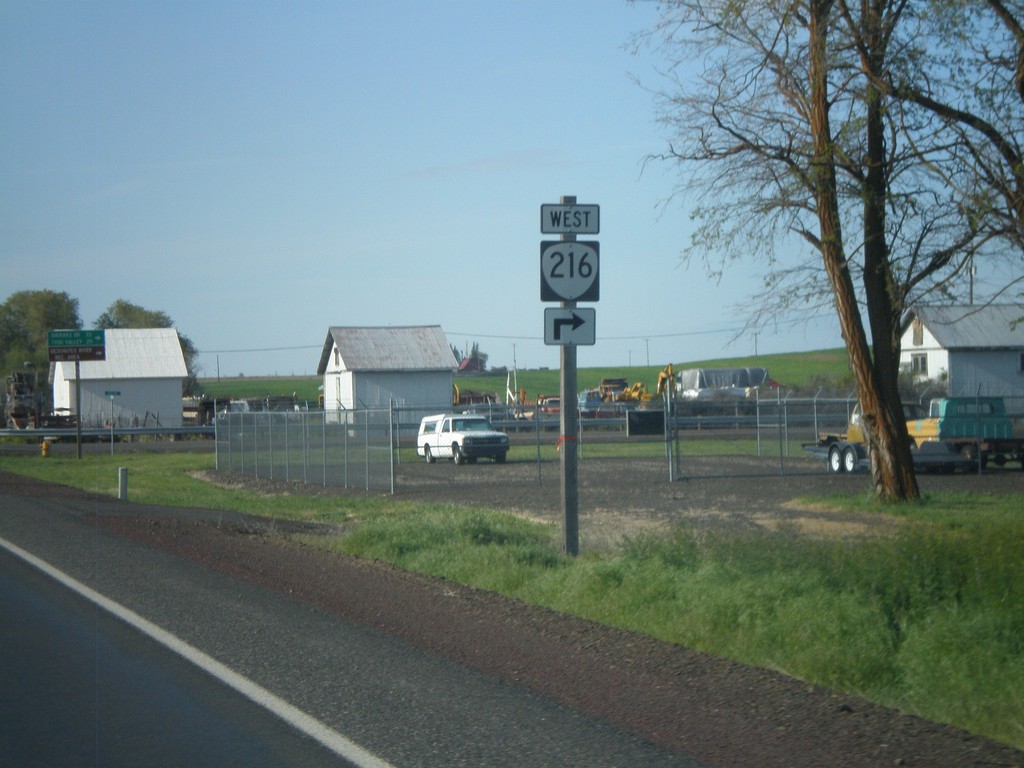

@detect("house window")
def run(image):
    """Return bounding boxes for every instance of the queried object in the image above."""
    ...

[334,348,340,367]
[911,353,928,376]
[912,318,924,346]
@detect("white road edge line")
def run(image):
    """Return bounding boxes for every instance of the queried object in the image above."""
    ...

[0,535,396,768]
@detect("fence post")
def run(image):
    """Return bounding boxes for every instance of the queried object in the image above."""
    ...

[253,414,260,478]
[389,402,396,494]
[755,389,762,456]
[664,389,675,482]
[812,387,821,441]
[777,387,784,474]
[302,411,308,484]
[343,411,349,488]
[535,408,542,486]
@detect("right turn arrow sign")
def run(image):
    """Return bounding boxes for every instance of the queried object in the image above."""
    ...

[544,307,596,346]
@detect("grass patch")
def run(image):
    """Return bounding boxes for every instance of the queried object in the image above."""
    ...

[396,438,810,465]
[3,451,1021,748]
[0,452,374,524]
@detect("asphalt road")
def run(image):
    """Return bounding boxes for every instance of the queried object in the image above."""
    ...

[0,490,700,768]
[0,547,348,768]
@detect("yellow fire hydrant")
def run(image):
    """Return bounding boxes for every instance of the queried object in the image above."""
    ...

[41,439,50,458]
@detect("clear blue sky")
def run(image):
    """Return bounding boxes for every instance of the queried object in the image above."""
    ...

[2,0,846,378]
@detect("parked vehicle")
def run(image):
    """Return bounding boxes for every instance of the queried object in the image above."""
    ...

[521,394,560,420]
[577,370,667,418]
[577,389,618,418]
[907,397,1024,469]
[806,396,1024,473]
[417,413,509,464]
[804,400,968,473]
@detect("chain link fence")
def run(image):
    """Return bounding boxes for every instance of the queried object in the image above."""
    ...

[213,389,1022,493]
[215,407,396,492]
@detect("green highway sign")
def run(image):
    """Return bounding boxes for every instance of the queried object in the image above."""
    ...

[48,329,105,347]
[48,329,106,362]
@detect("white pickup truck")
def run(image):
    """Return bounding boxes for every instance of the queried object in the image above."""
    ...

[417,413,509,464]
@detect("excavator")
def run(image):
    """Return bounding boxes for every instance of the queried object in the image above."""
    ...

[577,366,678,417]
[655,364,675,398]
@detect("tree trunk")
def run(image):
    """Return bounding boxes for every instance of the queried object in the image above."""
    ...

[857,0,920,500]
[808,0,918,501]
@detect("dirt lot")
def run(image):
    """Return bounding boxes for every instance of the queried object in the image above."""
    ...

[4,445,1024,766]
[387,448,1024,547]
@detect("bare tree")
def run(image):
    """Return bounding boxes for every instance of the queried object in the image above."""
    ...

[638,0,1023,499]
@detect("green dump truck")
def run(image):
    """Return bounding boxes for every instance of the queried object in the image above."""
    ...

[907,396,1024,469]
[805,396,1024,473]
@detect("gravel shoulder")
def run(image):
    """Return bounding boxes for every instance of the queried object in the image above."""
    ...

[2,456,1023,767]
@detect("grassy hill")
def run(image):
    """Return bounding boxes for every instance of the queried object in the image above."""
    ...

[197,348,853,402]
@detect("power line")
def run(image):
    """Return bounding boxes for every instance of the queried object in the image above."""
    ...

[445,326,747,342]
[197,315,828,356]
[198,344,322,355]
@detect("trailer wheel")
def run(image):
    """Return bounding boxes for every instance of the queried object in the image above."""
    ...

[828,446,844,473]
[842,446,858,473]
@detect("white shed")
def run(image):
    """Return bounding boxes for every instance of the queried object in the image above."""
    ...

[51,328,189,428]
[899,304,1024,398]
[316,326,457,411]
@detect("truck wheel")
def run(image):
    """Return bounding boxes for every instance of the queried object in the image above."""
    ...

[423,445,435,464]
[842,446,858,473]
[828,446,844,473]
[453,443,466,465]
[495,451,507,464]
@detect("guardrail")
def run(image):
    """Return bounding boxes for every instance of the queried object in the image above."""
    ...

[0,426,215,440]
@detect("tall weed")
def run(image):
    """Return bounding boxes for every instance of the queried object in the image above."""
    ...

[608,519,1024,745]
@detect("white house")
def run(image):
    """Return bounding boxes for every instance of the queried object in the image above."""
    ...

[51,328,189,428]
[899,304,1024,398]
[316,325,457,411]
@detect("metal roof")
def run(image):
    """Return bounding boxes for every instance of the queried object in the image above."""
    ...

[52,328,188,380]
[902,304,1024,350]
[317,326,457,374]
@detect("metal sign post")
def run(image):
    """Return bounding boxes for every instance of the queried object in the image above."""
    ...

[48,329,106,459]
[75,360,82,459]
[106,391,120,455]
[540,196,600,556]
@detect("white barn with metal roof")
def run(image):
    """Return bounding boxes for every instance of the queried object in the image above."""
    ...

[316,326,457,411]
[51,328,189,428]
[900,304,1024,398]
